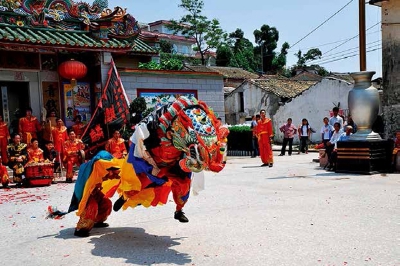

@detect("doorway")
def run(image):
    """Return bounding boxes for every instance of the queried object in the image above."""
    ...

[0,81,30,135]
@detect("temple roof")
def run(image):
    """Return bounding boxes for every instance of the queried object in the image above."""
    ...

[0,23,157,53]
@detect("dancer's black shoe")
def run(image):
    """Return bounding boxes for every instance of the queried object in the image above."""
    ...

[174,211,189,223]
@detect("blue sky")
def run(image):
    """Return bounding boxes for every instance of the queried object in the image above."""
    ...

[109,0,382,77]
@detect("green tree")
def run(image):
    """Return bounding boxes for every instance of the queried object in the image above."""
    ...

[253,24,279,73]
[295,48,322,67]
[168,0,227,65]
[159,40,173,53]
[216,28,257,72]
[271,42,290,73]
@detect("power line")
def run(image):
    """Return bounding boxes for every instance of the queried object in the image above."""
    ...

[289,0,355,50]
[309,40,381,63]
[298,30,381,51]
[316,47,382,65]
[323,21,380,55]
[311,44,381,65]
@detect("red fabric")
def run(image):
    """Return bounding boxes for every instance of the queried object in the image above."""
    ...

[0,122,9,164]
[76,191,112,231]
[105,138,127,159]
[256,118,274,164]
[52,126,68,155]
[19,116,41,144]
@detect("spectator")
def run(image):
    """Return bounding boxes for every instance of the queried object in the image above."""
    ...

[250,115,260,158]
[324,122,343,171]
[344,114,357,133]
[278,118,297,156]
[329,107,344,129]
[321,117,334,147]
[298,118,311,154]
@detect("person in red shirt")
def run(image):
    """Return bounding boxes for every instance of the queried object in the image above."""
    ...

[27,138,44,163]
[0,115,10,164]
[105,130,127,159]
[0,156,9,188]
[51,118,68,161]
[63,130,85,183]
[71,115,86,139]
[255,109,274,167]
[19,107,41,145]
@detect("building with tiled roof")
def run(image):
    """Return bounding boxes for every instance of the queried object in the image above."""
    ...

[224,76,353,134]
[0,0,157,126]
[291,71,323,82]
[184,65,260,89]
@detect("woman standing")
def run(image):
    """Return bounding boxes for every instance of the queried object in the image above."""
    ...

[298,118,311,154]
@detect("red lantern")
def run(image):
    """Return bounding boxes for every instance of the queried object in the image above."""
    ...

[58,59,87,87]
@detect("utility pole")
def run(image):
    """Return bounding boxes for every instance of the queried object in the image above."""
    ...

[359,0,367,71]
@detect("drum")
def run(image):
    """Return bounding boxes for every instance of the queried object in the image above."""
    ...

[25,163,54,186]
[78,150,85,164]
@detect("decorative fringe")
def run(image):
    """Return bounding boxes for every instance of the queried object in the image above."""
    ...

[46,206,68,220]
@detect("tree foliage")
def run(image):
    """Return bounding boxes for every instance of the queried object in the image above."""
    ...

[295,48,322,67]
[168,0,227,65]
[216,28,257,72]
[253,24,279,73]
[159,40,173,53]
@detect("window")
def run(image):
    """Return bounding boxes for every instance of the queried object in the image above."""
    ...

[239,92,244,112]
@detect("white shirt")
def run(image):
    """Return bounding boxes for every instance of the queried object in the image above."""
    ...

[320,124,334,140]
[329,116,344,128]
[330,129,344,149]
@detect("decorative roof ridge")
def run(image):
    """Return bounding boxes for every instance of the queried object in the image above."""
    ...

[0,23,87,33]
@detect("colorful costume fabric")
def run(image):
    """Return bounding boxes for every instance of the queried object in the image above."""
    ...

[63,138,85,179]
[19,116,41,144]
[256,117,274,164]
[105,137,127,159]
[0,163,9,187]
[48,97,229,233]
[7,142,28,183]
[0,122,10,164]
[52,126,68,156]
[27,147,44,163]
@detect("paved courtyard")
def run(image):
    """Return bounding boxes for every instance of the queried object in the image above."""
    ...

[0,152,399,266]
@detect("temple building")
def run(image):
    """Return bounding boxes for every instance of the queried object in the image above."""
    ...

[0,0,157,129]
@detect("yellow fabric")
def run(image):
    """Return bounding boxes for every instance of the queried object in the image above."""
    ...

[76,158,141,216]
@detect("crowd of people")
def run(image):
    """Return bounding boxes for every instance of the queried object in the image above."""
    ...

[250,107,361,171]
[0,107,128,189]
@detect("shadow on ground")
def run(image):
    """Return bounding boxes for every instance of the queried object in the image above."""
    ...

[55,227,191,265]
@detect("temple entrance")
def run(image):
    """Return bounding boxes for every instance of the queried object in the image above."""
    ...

[0,81,30,135]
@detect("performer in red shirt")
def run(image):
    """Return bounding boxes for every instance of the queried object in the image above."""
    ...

[63,130,85,183]
[19,107,41,145]
[105,130,127,159]
[71,115,86,139]
[0,115,10,164]
[51,118,68,160]
[255,109,274,167]
[27,138,44,163]
[0,155,9,188]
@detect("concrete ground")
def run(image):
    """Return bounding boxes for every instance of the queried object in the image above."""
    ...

[0,152,399,266]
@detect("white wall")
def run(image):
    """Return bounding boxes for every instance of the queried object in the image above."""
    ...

[119,71,225,122]
[225,82,279,125]
[273,78,353,144]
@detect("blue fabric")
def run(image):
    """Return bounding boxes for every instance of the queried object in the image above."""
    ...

[127,143,166,186]
[68,150,113,213]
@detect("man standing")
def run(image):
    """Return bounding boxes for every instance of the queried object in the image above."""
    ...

[63,130,85,183]
[19,107,41,145]
[255,109,274,167]
[71,115,86,139]
[329,107,344,129]
[105,130,127,159]
[250,115,260,158]
[51,118,68,161]
[278,118,297,156]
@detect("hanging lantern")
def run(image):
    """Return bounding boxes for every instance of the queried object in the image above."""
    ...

[58,59,87,87]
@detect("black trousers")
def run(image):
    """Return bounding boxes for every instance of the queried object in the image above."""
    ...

[299,136,309,153]
[281,137,294,155]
